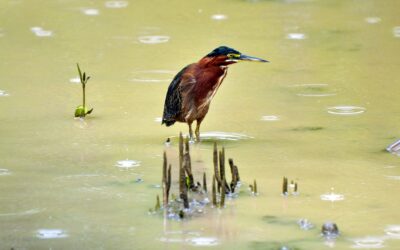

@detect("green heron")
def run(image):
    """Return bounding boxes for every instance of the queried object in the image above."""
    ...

[162,46,268,141]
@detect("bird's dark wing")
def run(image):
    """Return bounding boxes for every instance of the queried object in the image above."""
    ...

[162,65,191,126]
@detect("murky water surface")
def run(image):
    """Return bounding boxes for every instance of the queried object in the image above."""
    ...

[1,0,400,249]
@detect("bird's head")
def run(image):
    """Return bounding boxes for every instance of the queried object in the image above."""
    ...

[202,46,269,66]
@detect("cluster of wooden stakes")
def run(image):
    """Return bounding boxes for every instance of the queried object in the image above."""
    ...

[150,133,299,219]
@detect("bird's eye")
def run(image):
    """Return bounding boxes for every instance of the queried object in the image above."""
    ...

[227,53,240,59]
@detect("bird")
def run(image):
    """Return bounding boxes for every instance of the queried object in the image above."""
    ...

[161,46,268,141]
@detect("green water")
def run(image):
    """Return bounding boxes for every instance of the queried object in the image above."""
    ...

[1,0,400,249]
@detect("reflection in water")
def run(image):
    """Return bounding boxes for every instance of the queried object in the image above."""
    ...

[327,106,366,115]
[0,168,11,175]
[81,8,100,16]
[286,33,306,40]
[115,159,141,169]
[138,36,170,44]
[30,27,53,37]
[351,237,385,249]
[211,14,228,20]
[261,115,280,121]
[36,229,68,239]
[105,1,129,8]
[365,17,381,24]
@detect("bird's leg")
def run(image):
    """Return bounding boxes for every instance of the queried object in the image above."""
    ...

[195,119,203,142]
[188,122,194,142]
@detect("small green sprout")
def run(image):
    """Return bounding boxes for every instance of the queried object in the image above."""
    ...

[74,63,93,118]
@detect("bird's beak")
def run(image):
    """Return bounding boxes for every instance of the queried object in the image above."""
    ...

[239,54,269,63]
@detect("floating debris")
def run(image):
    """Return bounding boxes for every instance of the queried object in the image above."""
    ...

[261,115,280,121]
[365,17,381,24]
[0,90,9,97]
[81,8,100,16]
[0,168,11,176]
[30,27,53,37]
[287,33,306,40]
[386,139,400,155]
[351,237,385,249]
[36,229,68,239]
[327,106,366,115]
[297,218,314,230]
[321,222,339,239]
[384,225,400,239]
[105,1,129,8]
[211,14,227,21]
[115,159,141,169]
[138,35,170,44]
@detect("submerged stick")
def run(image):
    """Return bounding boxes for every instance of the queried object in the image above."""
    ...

[213,142,221,192]
[219,148,230,193]
[254,179,258,194]
[179,133,185,197]
[167,164,171,202]
[203,172,207,193]
[229,158,237,192]
[220,177,226,208]
[162,151,168,207]
[294,182,298,193]
[155,195,161,211]
[183,137,195,190]
[212,175,217,206]
[282,177,288,195]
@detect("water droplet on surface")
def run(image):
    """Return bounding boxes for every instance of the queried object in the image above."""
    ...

[115,159,141,169]
[82,8,100,16]
[187,237,219,246]
[138,35,170,44]
[0,168,11,176]
[211,14,227,20]
[327,106,366,115]
[105,1,129,8]
[36,229,68,239]
[365,17,381,24]
[351,237,385,249]
[287,33,306,40]
[261,115,280,121]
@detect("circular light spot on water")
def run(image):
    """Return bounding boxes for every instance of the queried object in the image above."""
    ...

[187,237,219,246]
[385,225,400,238]
[211,14,227,20]
[36,229,68,239]
[82,8,100,16]
[115,159,141,169]
[199,131,253,141]
[320,191,344,202]
[138,35,170,44]
[287,33,306,40]
[0,90,9,97]
[327,106,366,115]
[261,115,280,121]
[351,237,385,249]
[0,168,11,175]
[105,1,129,8]
[30,27,53,37]
[69,77,80,84]
[393,27,400,38]
[365,17,381,24]
[130,70,175,83]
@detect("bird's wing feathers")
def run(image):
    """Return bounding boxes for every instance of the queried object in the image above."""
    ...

[162,64,195,126]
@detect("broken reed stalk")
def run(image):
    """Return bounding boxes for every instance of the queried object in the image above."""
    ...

[254,179,258,194]
[213,142,222,193]
[184,137,195,190]
[155,195,161,211]
[167,164,171,201]
[162,151,168,207]
[178,133,189,209]
[212,174,217,206]
[220,177,226,208]
[282,177,288,195]
[219,147,230,193]
[229,158,238,192]
[294,182,298,193]
[203,172,207,193]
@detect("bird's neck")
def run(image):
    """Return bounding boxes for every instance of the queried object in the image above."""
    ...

[198,56,236,67]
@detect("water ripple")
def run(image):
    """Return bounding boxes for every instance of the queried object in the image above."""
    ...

[138,35,170,44]
[82,8,100,16]
[385,225,400,238]
[187,237,219,246]
[105,1,129,8]
[198,131,253,141]
[0,168,11,175]
[115,159,141,169]
[327,106,366,115]
[36,229,68,239]
[261,115,280,121]
[351,237,385,249]
[320,191,344,202]
[287,33,306,40]
[211,14,227,20]
[30,27,53,37]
